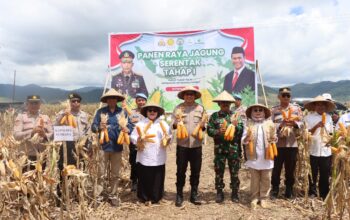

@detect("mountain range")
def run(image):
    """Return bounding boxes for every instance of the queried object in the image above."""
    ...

[1,80,350,103]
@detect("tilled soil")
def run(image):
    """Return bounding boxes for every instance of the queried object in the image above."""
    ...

[83,136,325,220]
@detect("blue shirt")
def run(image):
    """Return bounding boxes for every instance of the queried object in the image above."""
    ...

[92,106,134,152]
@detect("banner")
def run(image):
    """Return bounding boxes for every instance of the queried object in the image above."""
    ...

[109,27,256,112]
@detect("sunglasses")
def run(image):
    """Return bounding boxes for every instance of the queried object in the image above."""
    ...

[71,100,81,103]
[147,108,158,112]
[281,94,291,98]
[253,108,264,112]
[185,92,195,96]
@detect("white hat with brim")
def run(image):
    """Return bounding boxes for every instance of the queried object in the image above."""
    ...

[141,103,165,117]
[212,91,236,103]
[177,86,201,100]
[100,89,125,103]
[304,95,336,112]
[246,104,271,119]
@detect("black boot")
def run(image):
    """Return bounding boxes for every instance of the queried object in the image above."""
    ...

[175,188,183,207]
[285,185,293,199]
[231,191,239,203]
[270,187,279,199]
[215,189,224,203]
[190,187,201,205]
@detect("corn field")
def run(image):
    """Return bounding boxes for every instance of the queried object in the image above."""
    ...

[0,104,349,219]
[0,105,131,219]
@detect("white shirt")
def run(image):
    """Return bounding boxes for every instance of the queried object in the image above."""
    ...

[336,113,350,130]
[242,123,274,170]
[304,112,333,157]
[235,65,245,78]
[130,118,172,166]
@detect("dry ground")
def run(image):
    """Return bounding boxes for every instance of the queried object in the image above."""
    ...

[81,136,326,220]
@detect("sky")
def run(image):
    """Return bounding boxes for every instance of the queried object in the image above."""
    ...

[0,0,350,90]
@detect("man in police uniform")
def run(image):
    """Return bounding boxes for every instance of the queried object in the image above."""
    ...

[172,86,206,207]
[270,87,303,199]
[14,95,53,169]
[55,93,90,198]
[111,50,148,98]
[231,94,246,123]
[128,93,147,192]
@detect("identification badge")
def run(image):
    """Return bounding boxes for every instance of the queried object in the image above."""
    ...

[131,79,140,88]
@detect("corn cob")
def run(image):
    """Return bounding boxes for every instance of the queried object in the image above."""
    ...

[287,107,292,119]
[272,143,278,156]
[228,125,235,140]
[282,111,287,120]
[322,112,326,125]
[198,128,203,141]
[144,121,153,133]
[117,132,124,145]
[145,134,156,138]
[124,133,130,145]
[191,125,201,138]
[269,144,274,160]
[338,122,347,136]
[331,146,339,154]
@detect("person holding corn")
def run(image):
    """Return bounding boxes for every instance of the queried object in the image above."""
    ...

[304,96,335,200]
[55,93,89,200]
[172,86,206,207]
[130,102,172,204]
[128,93,148,192]
[207,91,243,203]
[242,104,277,209]
[14,95,53,169]
[91,89,134,206]
[270,87,303,199]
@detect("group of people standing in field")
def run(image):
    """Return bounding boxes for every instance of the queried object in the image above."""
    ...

[13,83,349,209]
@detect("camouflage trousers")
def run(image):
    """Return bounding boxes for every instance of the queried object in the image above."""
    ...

[214,145,240,191]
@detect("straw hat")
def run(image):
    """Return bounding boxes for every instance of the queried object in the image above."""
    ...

[304,95,335,112]
[141,102,165,117]
[177,86,201,100]
[212,91,236,103]
[100,89,125,103]
[246,104,271,119]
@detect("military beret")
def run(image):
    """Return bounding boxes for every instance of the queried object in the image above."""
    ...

[68,93,82,101]
[119,50,135,59]
[135,93,148,100]
[279,87,291,94]
[27,95,41,102]
[231,46,245,56]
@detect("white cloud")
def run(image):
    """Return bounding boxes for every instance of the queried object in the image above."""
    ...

[0,0,350,89]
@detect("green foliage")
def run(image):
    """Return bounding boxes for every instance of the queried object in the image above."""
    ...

[240,86,256,106]
[214,57,233,71]
[207,71,225,98]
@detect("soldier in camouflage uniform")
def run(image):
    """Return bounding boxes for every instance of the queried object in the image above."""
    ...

[207,91,243,203]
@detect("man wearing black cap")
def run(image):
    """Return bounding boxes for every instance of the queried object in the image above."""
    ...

[270,87,303,199]
[55,93,90,197]
[14,95,53,169]
[111,50,148,98]
[223,46,255,94]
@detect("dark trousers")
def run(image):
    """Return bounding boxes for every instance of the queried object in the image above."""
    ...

[176,146,202,189]
[129,143,138,183]
[271,147,298,189]
[57,141,77,197]
[137,163,165,203]
[309,155,332,199]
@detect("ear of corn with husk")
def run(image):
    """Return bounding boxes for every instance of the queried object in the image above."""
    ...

[135,121,157,151]
[175,108,188,139]
[191,113,208,141]
[59,100,77,128]
[99,113,110,145]
[117,113,130,145]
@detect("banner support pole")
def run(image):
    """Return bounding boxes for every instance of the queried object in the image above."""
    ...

[256,60,268,107]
